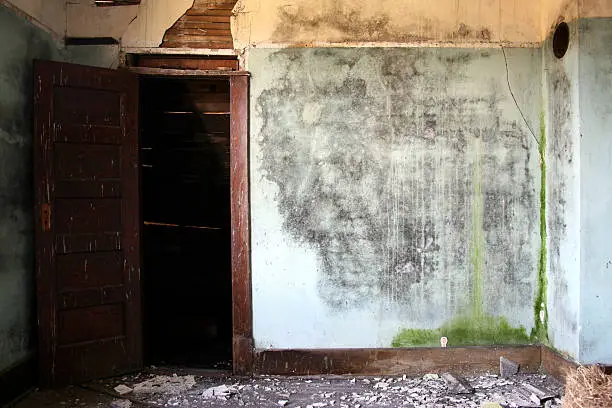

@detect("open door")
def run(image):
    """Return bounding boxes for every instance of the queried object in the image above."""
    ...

[34,60,141,385]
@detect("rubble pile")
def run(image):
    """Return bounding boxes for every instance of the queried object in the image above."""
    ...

[106,368,563,408]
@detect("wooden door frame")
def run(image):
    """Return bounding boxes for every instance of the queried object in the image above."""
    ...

[130,67,253,375]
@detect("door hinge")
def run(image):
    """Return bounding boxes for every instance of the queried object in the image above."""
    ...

[41,203,51,232]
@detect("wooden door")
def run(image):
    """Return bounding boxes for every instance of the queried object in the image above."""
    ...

[34,60,141,385]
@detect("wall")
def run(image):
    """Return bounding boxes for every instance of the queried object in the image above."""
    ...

[0,3,63,373]
[233,0,541,48]
[66,0,138,40]
[249,46,543,348]
[63,0,544,49]
[64,44,121,69]
[578,17,612,365]
[1,0,66,38]
[541,20,581,360]
[6,0,609,363]
[541,0,578,38]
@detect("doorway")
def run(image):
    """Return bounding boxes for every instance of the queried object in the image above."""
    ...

[34,60,252,384]
[139,76,232,369]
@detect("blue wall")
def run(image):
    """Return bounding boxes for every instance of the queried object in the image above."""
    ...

[543,20,582,361]
[579,17,612,364]
[249,47,543,349]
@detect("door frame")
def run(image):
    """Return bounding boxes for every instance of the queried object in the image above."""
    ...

[129,66,253,375]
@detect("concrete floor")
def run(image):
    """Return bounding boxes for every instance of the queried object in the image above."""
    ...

[10,369,564,408]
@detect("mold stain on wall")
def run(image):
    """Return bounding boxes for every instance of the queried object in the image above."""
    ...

[393,137,530,347]
[272,1,493,44]
[532,111,549,343]
[254,47,540,345]
[545,52,577,350]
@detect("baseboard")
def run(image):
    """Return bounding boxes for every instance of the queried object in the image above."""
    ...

[254,345,542,376]
[539,346,578,381]
[540,346,612,381]
[0,354,37,407]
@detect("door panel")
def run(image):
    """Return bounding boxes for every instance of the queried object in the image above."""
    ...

[34,60,141,385]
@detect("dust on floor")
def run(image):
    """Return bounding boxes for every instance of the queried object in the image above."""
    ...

[11,369,564,408]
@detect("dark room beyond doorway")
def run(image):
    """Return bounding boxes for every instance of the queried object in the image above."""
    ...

[140,77,232,370]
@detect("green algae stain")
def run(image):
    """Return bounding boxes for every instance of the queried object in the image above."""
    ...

[392,315,530,347]
[392,138,531,348]
[531,111,549,343]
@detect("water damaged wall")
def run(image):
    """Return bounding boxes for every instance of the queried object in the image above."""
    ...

[250,47,543,349]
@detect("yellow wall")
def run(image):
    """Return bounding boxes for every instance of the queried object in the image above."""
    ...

[542,0,578,38]
[8,0,612,50]
[60,0,544,48]
[232,0,541,48]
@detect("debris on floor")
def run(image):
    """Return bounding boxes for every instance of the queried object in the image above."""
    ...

[202,384,240,399]
[132,374,196,394]
[14,369,565,408]
[110,399,132,408]
[500,357,520,378]
[113,384,133,395]
[441,372,474,394]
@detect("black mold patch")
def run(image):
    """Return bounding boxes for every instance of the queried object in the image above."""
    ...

[449,23,493,42]
[256,48,538,314]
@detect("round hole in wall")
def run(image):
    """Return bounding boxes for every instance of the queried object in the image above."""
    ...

[553,22,570,59]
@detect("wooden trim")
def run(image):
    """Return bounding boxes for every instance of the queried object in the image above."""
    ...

[130,56,239,71]
[540,346,579,382]
[126,67,249,77]
[0,354,37,407]
[230,75,253,375]
[121,68,143,373]
[254,346,542,376]
[65,37,119,45]
[33,60,56,387]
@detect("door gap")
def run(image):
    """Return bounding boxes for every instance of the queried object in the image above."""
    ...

[139,76,233,370]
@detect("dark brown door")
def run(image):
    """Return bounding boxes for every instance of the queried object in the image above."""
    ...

[34,60,141,385]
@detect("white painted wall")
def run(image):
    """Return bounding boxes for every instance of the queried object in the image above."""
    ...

[66,0,138,39]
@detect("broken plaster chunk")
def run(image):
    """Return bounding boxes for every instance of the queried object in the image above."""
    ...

[132,375,196,394]
[278,400,289,406]
[520,382,558,404]
[500,356,520,377]
[113,384,133,395]
[423,373,439,380]
[441,373,474,394]
[110,400,132,408]
[202,384,237,399]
